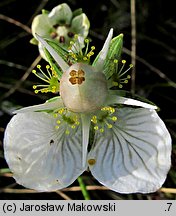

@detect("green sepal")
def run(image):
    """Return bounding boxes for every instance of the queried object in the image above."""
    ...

[103,34,123,79]
[109,89,159,110]
[93,34,123,79]
[72,8,83,18]
[30,37,38,45]
[42,9,49,15]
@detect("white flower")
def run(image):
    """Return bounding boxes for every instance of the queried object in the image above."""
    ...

[4,29,171,193]
[31,3,90,59]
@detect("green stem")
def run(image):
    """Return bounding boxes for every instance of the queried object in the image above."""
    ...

[77,177,91,200]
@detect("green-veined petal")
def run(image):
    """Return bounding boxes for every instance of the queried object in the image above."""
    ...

[48,3,72,25]
[88,108,171,193]
[71,13,90,37]
[31,14,53,39]
[4,112,86,191]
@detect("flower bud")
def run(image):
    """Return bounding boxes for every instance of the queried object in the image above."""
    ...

[60,63,108,113]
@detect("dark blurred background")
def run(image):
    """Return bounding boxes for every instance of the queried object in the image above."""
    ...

[0,0,176,200]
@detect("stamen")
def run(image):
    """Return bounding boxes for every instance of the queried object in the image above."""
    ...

[109,59,133,89]
[91,106,117,133]
[54,108,80,134]
[32,65,60,94]
[68,36,96,63]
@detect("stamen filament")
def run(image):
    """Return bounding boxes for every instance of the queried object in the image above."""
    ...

[37,65,51,80]
[32,70,50,84]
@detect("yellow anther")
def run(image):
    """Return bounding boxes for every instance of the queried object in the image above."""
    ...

[53,113,58,118]
[33,85,37,89]
[99,128,104,133]
[111,116,117,121]
[32,69,36,73]
[119,84,123,88]
[65,130,70,135]
[88,159,96,165]
[83,57,88,61]
[107,124,113,129]
[91,115,97,124]
[75,121,80,125]
[37,65,41,69]
[91,46,95,50]
[129,64,133,68]
[94,126,99,130]
[46,65,50,69]
[55,125,60,129]
[85,38,89,43]
[58,108,64,114]
[34,90,39,94]
[57,120,61,124]
[114,59,118,64]
[109,107,115,113]
[71,125,76,129]
[122,60,126,64]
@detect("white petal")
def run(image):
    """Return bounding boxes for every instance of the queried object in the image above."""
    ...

[14,97,64,113]
[35,34,69,72]
[88,108,171,193]
[48,3,72,25]
[4,112,86,191]
[94,28,113,71]
[107,94,157,109]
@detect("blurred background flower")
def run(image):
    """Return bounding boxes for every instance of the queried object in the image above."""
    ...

[31,3,90,59]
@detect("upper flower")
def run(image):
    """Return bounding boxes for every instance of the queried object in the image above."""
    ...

[3,29,172,193]
[31,3,90,58]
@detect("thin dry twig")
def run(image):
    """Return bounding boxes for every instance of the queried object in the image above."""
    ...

[130,0,136,94]
[123,47,176,88]
[0,55,41,101]
[160,187,176,194]
[27,0,49,25]
[0,60,27,70]
[62,186,108,192]
[0,14,31,34]
[1,186,176,195]
[55,191,72,200]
